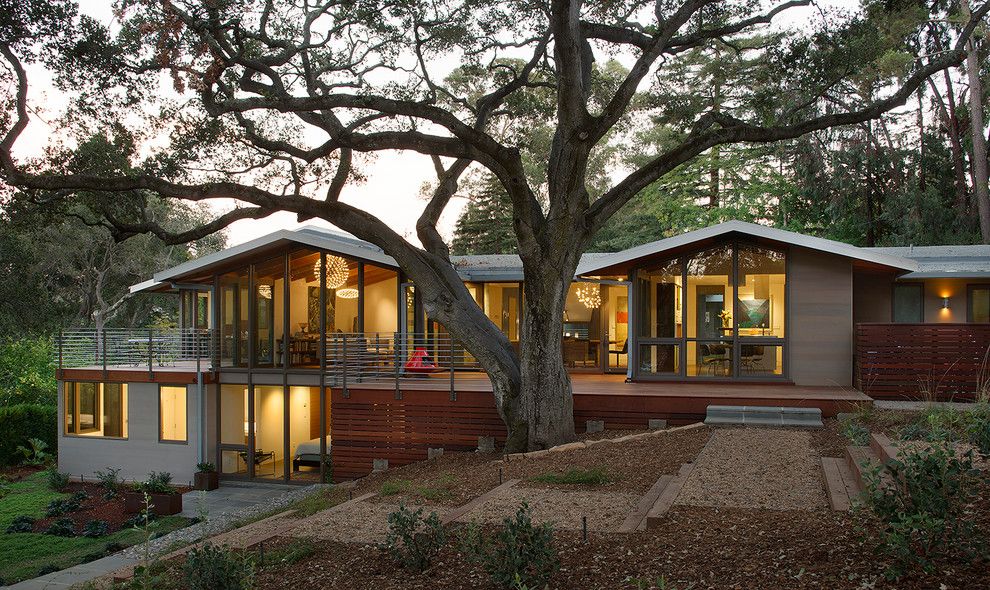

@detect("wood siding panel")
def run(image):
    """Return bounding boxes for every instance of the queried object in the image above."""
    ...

[789,248,854,386]
[856,323,990,400]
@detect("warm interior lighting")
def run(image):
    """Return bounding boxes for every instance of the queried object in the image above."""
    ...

[576,284,601,308]
[336,287,359,299]
[257,285,272,299]
[313,255,350,289]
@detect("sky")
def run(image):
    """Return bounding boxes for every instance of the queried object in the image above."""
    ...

[11,0,861,247]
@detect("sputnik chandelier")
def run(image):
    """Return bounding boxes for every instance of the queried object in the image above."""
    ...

[576,284,601,308]
[313,255,350,289]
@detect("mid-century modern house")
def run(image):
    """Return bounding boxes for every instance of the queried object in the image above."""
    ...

[54,221,990,483]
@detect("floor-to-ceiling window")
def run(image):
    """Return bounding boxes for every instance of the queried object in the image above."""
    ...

[634,240,786,380]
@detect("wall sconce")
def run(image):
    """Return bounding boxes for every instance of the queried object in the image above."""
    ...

[942,297,950,310]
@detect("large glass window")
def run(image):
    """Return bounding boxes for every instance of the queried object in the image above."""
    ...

[254,256,285,367]
[969,285,990,323]
[892,283,923,323]
[563,283,601,369]
[159,386,187,442]
[219,268,249,367]
[634,241,786,379]
[64,383,127,437]
[484,283,522,345]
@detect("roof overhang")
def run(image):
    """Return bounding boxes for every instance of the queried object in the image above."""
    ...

[576,220,918,276]
[129,227,400,293]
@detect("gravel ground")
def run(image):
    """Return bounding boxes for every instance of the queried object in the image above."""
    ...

[676,428,827,511]
[120,484,328,558]
[294,501,450,544]
[456,487,640,532]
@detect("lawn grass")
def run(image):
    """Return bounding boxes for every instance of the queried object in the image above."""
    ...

[0,516,189,585]
[285,488,344,517]
[379,474,456,501]
[0,470,191,585]
[530,467,611,485]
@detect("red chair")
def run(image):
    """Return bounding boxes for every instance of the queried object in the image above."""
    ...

[403,347,443,374]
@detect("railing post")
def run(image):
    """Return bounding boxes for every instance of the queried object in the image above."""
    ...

[449,339,456,401]
[148,328,154,380]
[57,331,63,373]
[342,333,349,399]
[394,332,402,400]
[101,329,108,379]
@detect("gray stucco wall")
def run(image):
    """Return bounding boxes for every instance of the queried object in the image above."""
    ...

[58,381,203,484]
[788,248,854,386]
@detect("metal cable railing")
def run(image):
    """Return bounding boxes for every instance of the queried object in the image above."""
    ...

[56,328,213,372]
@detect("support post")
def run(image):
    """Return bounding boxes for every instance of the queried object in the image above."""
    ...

[101,329,107,379]
[342,333,349,399]
[394,332,402,400]
[148,328,154,380]
[449,340,456,402]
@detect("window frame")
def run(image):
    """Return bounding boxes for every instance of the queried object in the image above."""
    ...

[967,284,990,323]
[891,282,925,323]
[158,385,189,444]
[63,382,128,439]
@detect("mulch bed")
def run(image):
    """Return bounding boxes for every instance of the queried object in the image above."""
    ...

[356,451,498,507]
[0,465,45,482]
[809,418,849,458]
[31,481,134,534]
[252,503,990,589]
[504,426,712,494]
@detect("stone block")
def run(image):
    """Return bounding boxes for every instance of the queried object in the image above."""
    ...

[585,420,605,433]
[648,419,668,430]
[372,458,388,472]
[477,436,496,453]
[427,447,444,460]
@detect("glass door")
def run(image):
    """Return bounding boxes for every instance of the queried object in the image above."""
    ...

[686,245,734,377]
[601,284,629,373]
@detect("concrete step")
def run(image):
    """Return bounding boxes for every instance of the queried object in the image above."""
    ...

[704,405,823,428]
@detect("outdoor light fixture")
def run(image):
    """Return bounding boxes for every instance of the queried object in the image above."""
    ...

[576,284,601,309]
[942,296,950,310]
[337,287,359,299]
[313,255,350,289]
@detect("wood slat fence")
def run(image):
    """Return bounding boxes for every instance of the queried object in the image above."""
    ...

[856,323,990,401]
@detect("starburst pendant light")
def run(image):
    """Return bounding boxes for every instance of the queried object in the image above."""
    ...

[576,284,601,309]
[336,287,359,299]
[314,255,350,289]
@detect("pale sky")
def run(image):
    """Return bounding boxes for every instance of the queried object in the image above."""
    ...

[11,0,860,247]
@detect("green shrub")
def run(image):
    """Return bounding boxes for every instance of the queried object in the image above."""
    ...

[379,503,446,571]
[531,468,610,486]
[859,442,987,578]
[182,544,255,590]
[82,519,110,538]
[16,437,51,466]
[45,517,76,537]
[196,462,216,473]
[95,467,121,500]
[897,422,928,441]
[134,471,176,494]
[0,404,57,467]
[839,418,870,446]
[461,502,559,589]
[966,404,990,459]
[46,499,71,517]
[124,510,158,529]
[6,515,36,533]
[46,467,70,491]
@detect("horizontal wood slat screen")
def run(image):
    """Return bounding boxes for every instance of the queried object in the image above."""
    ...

[856,323,990,401]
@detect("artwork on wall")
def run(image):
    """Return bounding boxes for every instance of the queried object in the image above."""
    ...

[307,286,336,332]
[738,298,770,328]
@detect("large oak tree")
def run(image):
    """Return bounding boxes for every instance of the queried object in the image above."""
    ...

[1,0,987,450]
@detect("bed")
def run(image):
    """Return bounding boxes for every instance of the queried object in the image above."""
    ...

[292,436,332,471]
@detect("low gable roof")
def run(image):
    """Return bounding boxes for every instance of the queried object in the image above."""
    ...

[575,220,918,276]
[867,245,990,278]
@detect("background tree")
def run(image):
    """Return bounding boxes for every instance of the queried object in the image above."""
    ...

[2,0,988,450]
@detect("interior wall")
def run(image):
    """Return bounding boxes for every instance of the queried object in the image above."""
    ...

[365,276,398,334]
[789,247,853,386]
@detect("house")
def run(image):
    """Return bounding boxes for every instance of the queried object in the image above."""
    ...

[55,221,990,483]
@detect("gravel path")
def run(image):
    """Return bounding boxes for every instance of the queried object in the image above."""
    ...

[120,484,327,558]
[457,488,640,532]
[295,501,450,544]
[676,428,826,511]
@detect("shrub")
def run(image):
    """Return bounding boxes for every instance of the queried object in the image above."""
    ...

[461,502,559,589]
[196,462,216,473]
[531,468,610,486]
[859,442,987,578]
[839,418,870,446]
[16,437,51,466]
[966,404,990,459]
[45,517,76,537]
[6,515,36,533]
[95,467,121,500]
[46,498,71,517]
[0,404,57,467]
[82,519,110,538]
[45,466,70,491]
[124,510,158,529]
[182,544,255,590]
[897,422,928,441]
[379,503,446,572]
[71,489,90,504]
[0,337,57,406]
[134,471,176,494]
